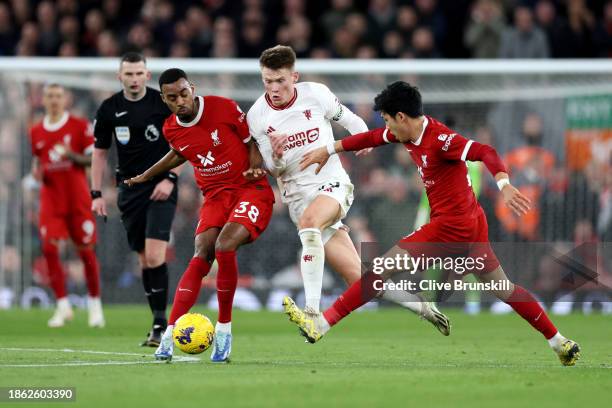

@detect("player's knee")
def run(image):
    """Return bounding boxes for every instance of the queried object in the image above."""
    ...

[143,252,165,269]
[298,213,321,230]
[193,243,214,263]
[214,237,239,253]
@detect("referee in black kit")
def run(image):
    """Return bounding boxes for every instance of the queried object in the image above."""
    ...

[91,52,182,346]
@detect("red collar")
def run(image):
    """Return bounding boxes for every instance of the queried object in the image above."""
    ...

[265,89,298,110]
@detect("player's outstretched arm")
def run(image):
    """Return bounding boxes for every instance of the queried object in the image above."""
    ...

[125,149,186,187]
[463,142,531,217]
[300,127,391,174]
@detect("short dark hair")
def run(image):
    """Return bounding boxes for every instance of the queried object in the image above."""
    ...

[120,51,146,65]
[158,68,188,89]
[373,81,423,118]
[259,45,296,70]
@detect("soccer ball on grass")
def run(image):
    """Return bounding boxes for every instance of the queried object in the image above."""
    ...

[172,313,215,354]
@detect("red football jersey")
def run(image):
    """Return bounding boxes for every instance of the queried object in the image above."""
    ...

[163,95,270,198]
[30,112,94,215]
[392,116,482,220]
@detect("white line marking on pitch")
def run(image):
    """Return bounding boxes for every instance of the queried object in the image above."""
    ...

[0,347,200,367]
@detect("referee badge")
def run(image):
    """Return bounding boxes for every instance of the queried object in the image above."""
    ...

[145,124,160,142]
[115,126,130,145]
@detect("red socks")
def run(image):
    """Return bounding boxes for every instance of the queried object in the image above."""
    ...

[78,248,100,297]
[169,257,211,325]
[215,250,238,324]
[506,285,558,339]
[42,241,67,299]
[323,271,381,326]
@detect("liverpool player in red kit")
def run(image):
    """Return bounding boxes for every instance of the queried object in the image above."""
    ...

[125,69,274,363]
[30,84,104,328]
[289,81,580,366]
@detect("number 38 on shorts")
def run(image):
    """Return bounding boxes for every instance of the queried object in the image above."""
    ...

[233,201,260,222]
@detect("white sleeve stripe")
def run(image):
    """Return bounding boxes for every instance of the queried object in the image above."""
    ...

[382,128,391,143]
[460,140,474,161]
[243,135,252,143]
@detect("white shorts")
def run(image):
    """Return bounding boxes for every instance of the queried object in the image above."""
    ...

[286,181,354,244]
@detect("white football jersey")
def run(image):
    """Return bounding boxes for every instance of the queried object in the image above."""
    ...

[248,82,365,203]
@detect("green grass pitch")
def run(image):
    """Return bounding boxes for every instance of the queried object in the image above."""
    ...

[1,306,610,408]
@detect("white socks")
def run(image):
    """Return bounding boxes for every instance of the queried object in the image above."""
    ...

[547,332,566,350]
[299,228,325,313]
[216,321,231,333]
[380,285,424,315]
[56,297,72,311]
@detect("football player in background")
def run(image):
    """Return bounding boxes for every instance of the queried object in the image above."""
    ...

[30,83,104,328]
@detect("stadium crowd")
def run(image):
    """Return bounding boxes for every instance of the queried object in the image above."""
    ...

[0,0,610,59]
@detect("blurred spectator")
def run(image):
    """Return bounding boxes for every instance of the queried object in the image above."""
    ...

[16,22,39,56]
[185,6,213,57]
[320,0,354,41]
[210,17,236,58]
[81,9,106,56]
[368,0,397,44]
[58,41,79,57]
[96,30,120,57]
[59,15,80,45]
[381,31,405,59]
[0,0,607,58]
[238,8,269,57]
[593,1,612,58]
[499,6,550,58]
[496,113,555,240]
[414,0,447,46]
[464,0,506,58]
[37,1,61,56]
[411,26,441,58]
[0,3,16,55]
[563,0,597,57]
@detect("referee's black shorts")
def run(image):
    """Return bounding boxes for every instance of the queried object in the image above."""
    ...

[117,178,178,252]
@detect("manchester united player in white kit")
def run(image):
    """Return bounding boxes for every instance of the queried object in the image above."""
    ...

[248,45,449,334]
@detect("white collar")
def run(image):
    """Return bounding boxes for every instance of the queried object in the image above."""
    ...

[176,96,204,127]
[411,116,428,146]
[42,111,69,132]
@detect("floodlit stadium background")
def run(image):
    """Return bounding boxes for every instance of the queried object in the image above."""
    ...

[0,0,610,312]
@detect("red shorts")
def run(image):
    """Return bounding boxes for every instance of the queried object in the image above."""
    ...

[195,186,274,241]
[39,209,97,246]
[399,211,499,276]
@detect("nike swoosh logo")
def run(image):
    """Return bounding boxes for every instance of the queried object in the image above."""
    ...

[115,111,128,117]
[534,312,542,321]
[151,288,165,293]
[233,215,248,219]
[179,145,189,151]
[178,288,193,292]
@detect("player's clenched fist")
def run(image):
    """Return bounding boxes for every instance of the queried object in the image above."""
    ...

[299,146,330,174]
[501,183,531,217]
[269,132,288,159]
